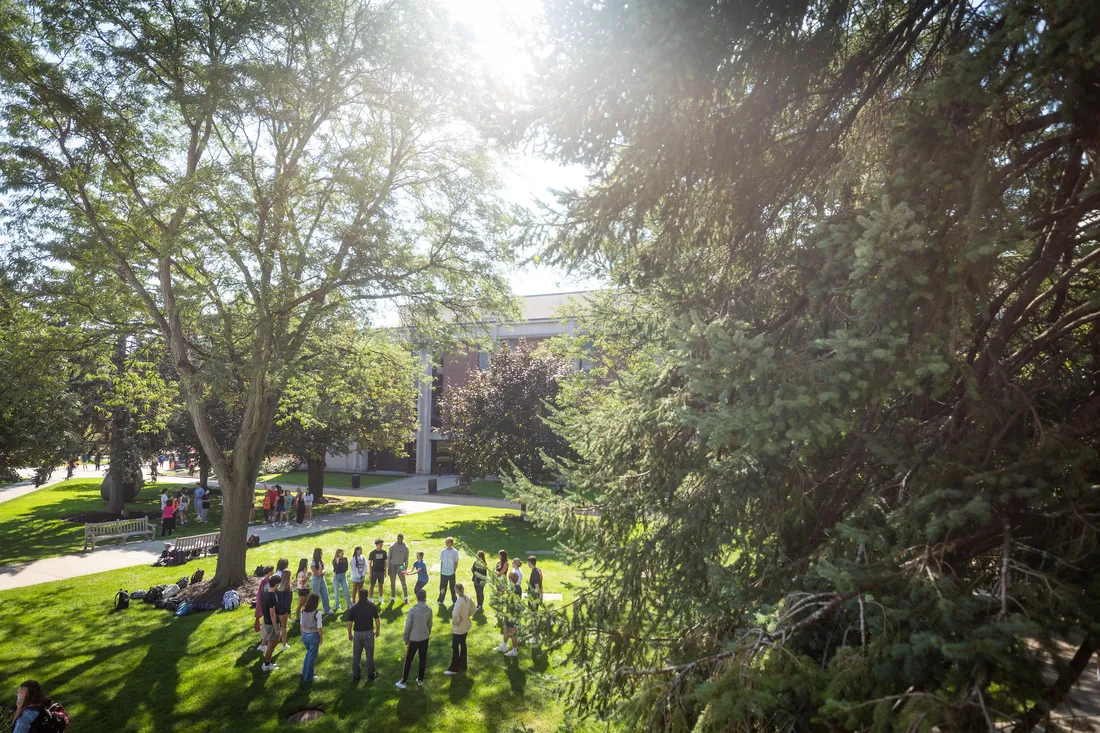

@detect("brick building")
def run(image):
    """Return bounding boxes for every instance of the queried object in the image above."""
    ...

[326,291,593,475]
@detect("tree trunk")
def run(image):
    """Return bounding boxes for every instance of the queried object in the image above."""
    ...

[307,453,325,503]
[104,336,142,513]
[198,453,209,488]
[211,472,252,590]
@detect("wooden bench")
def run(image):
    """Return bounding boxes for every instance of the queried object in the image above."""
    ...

[83,517,155,551]
[167,532,221,557]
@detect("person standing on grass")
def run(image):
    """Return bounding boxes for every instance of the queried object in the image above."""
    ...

[161,498,176,538]
[495,570,523,658]
[368,539,388,604]
[495,549,509,579]
[332,548,351,611]
[346,588,381,682]
[304,489,314,521]
[511,557,524,591]
[295,558,310,618]
[11,680,45,733]
[349,546,366,604]
[438,537,459,604]
[193,484,206,522]
[260,575,281,672]
[310,547,331,613]
[444,583,475,676]
[276,568,293,650]
[178,491,189,526]
[160,488,170,512]
[295,489,305,524]
[254,565,275,648]
[299,594,324,682]
[388,534,410,604]
[396,588,433,689]
[527,555,544,606]
[471,551,489,610]
[405,551,429,596]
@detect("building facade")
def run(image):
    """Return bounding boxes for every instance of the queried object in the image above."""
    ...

[326,291,592,475]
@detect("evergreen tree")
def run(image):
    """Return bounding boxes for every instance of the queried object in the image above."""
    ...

[515,0,1100,730]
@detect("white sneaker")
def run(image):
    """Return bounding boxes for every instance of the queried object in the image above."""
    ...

[476,605,482,610]
[443,670,456,676]
[395,681,407,690]
[494,643,508,652]
[281,644,290,651]
[257,644,267,652]
[262,663,278,672]
[416,678,423,687]
[505,648,518,658]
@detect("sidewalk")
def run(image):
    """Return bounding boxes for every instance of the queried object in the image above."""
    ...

[256,474,521,510]
[0,498,451,592]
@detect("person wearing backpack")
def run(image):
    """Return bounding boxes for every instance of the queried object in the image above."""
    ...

[12,680,49,733]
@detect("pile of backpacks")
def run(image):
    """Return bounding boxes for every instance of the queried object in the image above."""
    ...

[114,569,219,617]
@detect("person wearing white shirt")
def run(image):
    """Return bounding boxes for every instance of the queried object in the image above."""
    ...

[511,558,524,590]
[193,485,206,522]
[437,537,459,604]
[160,490,169,511]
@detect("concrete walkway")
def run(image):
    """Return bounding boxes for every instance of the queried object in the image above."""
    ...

[257,473,520,510]
[0,498,452,592]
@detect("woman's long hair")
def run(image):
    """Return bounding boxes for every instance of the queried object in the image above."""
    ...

[296,558,308,575]
[312,547,323,565]
[333,548,344,564]
[304,594,320,613]
[19,680,45,709]
[352,546,362,558]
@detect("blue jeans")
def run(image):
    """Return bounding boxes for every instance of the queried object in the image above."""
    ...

[310,575,331,613]
[301,632,320,681]
[333,573,351,610]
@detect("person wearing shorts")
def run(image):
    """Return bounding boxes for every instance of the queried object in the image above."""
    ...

[295,558,311,618]
[367,539,388,604]
[260,579,281,672]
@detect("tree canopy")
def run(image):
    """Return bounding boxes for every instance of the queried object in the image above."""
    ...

[1,0,514,587]
[514,0,1100,730]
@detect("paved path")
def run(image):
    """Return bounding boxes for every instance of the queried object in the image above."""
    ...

[0,498,452,592]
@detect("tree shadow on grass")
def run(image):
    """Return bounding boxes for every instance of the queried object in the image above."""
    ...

[504,658,527,695]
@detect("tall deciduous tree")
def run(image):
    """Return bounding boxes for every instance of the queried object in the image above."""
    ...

[441,341,572,482]
[268,318,419,502]
[1,0,513,589]
[516,0,1100,730]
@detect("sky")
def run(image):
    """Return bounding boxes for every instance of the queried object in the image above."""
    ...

[439,0,606,298]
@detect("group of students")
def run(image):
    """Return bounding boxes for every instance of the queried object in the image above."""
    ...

[259,484,312,526]
[251,535,545,688]
[158,485,210,537]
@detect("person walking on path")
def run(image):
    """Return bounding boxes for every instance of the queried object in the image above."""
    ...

[444,583,475,676]
[438,537,459,604]
[332,549,351,611]
[346,591,381,681]
[471,551,489,610]
[299,594,324,682]
[349,546,366,604]
[260,577,281,672]
[368,539,388,604]
[304,489,314,522]
[262,490,272,525]
[396,589,433,689]
[388,534,410,604]
[405,551,429,596]
[11,680,45,733]
[295,489,305,524]
[295,558,310,618]
[276,489,289,526]
[309,548,331,613]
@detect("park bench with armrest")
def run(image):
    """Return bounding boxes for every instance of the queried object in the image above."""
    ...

[83,517,155,551]
[167,531,221,557]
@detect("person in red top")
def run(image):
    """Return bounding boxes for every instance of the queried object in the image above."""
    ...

[161,499,176,537]
[265,485,278,525]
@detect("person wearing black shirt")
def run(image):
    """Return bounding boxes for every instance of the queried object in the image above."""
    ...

[367,539,388,604]
[260,583,281,672]
[345,593,381,681]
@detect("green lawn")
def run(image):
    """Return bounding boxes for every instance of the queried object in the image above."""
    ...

[440,479,512,500]
[0,479,390,566]
[257,471,402,489]
[0,506,581,733]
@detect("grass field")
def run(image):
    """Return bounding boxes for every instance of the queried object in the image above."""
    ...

[0,506,579,733]
[0,479,389,567]
[257,472,402,489]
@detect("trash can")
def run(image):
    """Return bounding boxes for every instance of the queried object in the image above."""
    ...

[351,474,361,489]
[427,479,437,494]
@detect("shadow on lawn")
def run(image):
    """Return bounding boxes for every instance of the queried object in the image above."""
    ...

[421,518,559,558]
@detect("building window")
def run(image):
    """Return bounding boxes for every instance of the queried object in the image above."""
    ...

[477,351,489,370]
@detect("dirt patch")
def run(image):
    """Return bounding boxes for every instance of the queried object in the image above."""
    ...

[176,576,263,606]
[63,510,159,524]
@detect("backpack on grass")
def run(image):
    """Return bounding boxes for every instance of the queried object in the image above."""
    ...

[143,585,167,604]
[33,699,70,732]
[161,583,181,600]
[246,534,261,548]
[174,602,194,617]
[129,590,147,601]
[190,569,204,584]
[222,589,240,611]
[114,590,129,611]
[176,576,189,590]
[253,565,266,577]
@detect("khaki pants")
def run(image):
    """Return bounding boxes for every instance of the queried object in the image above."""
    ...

[389,565,407,598]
